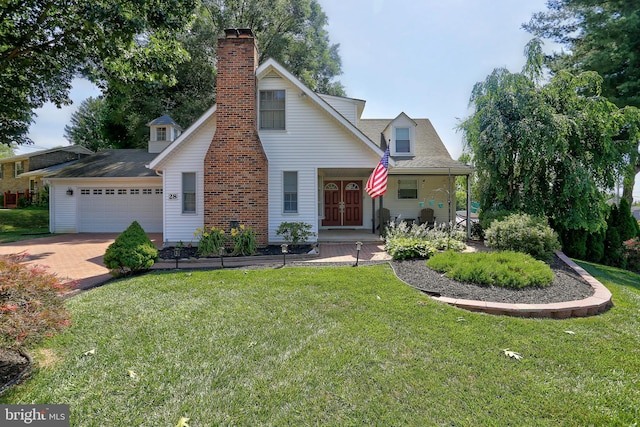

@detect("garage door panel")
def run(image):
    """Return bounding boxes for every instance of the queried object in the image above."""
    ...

[78,188,162,233]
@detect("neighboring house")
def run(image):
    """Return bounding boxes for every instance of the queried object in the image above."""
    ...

[0,146,93,208]
[48,29,472,244]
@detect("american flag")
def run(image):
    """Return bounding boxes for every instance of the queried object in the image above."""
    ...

[365,147,390,199]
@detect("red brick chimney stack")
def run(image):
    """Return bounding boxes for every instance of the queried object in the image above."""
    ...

[203,29,269,246]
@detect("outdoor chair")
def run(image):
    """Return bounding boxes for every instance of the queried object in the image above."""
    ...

[419,208,436,228]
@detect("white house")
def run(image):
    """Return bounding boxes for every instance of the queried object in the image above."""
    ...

[48,29,472,245]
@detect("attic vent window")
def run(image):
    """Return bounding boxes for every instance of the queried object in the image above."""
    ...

[260,90,285,130]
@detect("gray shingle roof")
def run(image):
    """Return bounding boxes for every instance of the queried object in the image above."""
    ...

[358,118,472,173]
[49,150,158,178]
[146,115,182,130]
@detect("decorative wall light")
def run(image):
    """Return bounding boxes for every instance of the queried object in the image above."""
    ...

[66,188,74,196]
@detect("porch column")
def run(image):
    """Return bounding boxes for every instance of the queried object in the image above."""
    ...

[466,174,471,239]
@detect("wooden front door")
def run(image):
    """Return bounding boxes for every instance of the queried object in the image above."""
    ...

[322,180,362,227]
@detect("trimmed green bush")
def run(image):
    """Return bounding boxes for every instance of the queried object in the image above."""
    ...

[484,213,560,261]
[0,254,71,349]
[427,250,555,289]
[103,221,158,276]
[276,222,316,247]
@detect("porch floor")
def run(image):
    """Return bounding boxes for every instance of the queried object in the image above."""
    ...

[318,229,383,243]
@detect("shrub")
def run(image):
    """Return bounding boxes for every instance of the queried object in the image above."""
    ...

[622,237,640,272]
[479,209,513,230]
[194,226,225,256]
[17,195,30,208]
[427,251,555,289]
[0,254,71,349]
[384,221,466,260]
[231,224,256,256]
[276,222,316,247]
[103,221,158,276]
[484,213,560,261]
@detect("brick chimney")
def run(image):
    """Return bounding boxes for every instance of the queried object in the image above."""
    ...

[203,29,269,246]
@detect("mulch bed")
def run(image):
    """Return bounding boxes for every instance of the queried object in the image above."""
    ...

[158,245,315,260]
[0,348,30,396]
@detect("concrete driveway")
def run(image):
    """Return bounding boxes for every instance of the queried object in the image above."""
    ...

[0,233,163,290]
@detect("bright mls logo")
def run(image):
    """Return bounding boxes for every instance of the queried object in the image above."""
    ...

[1,405,69,426]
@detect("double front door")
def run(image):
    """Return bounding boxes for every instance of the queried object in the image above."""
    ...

[322,180,362,226]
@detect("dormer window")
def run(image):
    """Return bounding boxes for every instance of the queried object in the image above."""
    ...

[395,128,411,154]
[260,90,285,130]
[156,127,167,141]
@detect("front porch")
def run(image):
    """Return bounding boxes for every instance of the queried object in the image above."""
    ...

[318,228,383,243]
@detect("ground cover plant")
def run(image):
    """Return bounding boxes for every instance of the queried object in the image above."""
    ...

[426,250,555,288]
[0,207,49,243]
[1,264,638,425]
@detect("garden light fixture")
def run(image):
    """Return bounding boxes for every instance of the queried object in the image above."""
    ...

[281,244,288,266]
[354,241,363,266]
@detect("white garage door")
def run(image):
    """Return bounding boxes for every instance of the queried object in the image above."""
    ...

[78,187,163,233]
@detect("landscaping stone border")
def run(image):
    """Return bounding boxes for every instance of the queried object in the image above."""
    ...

[431,251,613,318]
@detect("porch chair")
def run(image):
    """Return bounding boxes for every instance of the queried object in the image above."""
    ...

[419,208,436,228]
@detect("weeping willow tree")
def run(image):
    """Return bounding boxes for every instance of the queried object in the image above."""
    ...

[459,39,640,235]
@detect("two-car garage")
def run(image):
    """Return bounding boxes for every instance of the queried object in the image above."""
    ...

[76,186,163,233]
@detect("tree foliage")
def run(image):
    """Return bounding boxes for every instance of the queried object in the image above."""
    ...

[0,0,197,146]
[97,0,345,149]
[459,40,640,234]
[63,97,112,151]
[524,0,640,203]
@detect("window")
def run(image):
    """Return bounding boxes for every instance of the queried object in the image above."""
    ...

[92,189,103,195]
[260,90,285,130]
[0,164,3,179]
[81,189,90,195]
[118,189,127,195]
[283,171,298,213]
[156,127,167,141]
[143,189,152,195]
[397,179,418,199]
[182,172,196,213]
[155,188,163,195]
[395,128,411,154]
[105,189,115,195]
[14,161,24,177]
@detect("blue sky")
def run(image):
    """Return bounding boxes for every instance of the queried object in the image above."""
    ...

[19,0,640,199]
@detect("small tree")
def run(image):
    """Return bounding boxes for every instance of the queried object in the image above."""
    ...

[103,221,158,276]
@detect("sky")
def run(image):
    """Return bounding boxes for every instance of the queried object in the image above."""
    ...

[18,0,640,199]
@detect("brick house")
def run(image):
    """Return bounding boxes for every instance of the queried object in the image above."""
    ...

[48,29,472,244]
[0,146,93,208]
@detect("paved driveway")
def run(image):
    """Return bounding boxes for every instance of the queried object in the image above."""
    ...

[0,234,163,290]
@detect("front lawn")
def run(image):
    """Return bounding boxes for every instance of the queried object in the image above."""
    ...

[0,207,50,243]
[2,264,639,425]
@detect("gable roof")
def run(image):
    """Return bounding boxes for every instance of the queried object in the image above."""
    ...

[1,145,93,162]
[48,150,160,179]
[359,118,472,175]
[149,58,389,171]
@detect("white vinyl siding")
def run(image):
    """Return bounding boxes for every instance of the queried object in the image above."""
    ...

[259,76,381,242]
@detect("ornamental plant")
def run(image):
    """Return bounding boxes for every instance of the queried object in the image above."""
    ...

[194,226,225,256]
[103,221,158,276]
[623,237,640,272]
[384,220,467,260]
[231,224,256,256]
[276,222,316,247]
[484,213,560,261]
[0,253,71,349]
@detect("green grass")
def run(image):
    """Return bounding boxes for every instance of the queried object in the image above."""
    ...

[427,250,555,288]
[2,264,639,426]
[0,207,50,243]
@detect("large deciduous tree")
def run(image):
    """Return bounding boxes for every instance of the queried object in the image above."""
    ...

[91,0,345,150]
[523,0,640,203]
[0,0,197,147]
[459,39,640,236]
